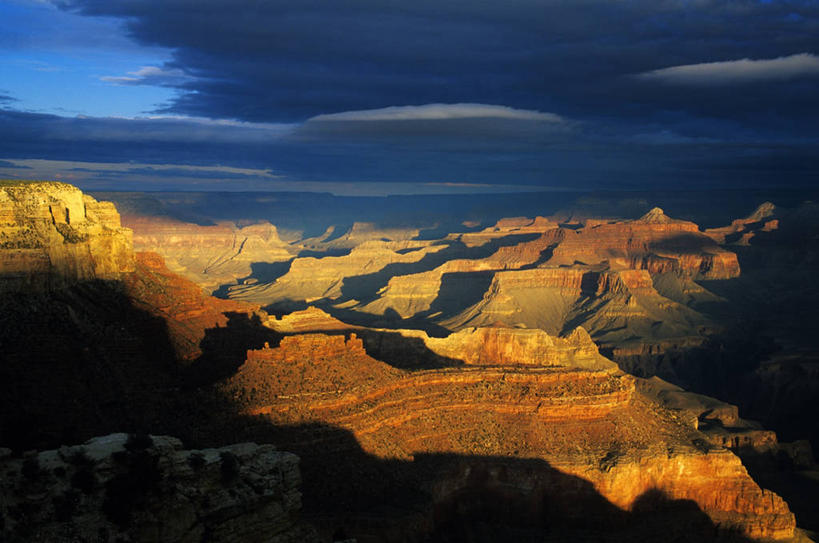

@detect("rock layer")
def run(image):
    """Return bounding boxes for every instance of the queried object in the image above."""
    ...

[443,267,710,351]
[229,239,446,305]
[544,208,740,279]
[126,216,294,292]
[0,181,133,291]
[704,202,779,245]
[225,327,795,540]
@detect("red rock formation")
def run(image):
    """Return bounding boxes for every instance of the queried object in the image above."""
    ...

[416,326,614,369]
[125,251,260,360]
[637,377,781,453]
[544,208,740,279]
[225,328,795,540]
[265,306,357,333]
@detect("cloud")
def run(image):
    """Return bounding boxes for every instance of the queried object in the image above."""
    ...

[637,53,819,85]
[298,103,572,145]
[3,102,818,192]
[0,109,293,144]
[52,0,819,128]
[0,159,31,169]
[309,104,563,123]
[0,93,17,104]
[0,158,552,195]
[101,65,193,87]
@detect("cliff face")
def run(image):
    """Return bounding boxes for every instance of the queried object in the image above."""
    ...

[225,327,795,540]
[442,267,710,352]
[0,433,317,543]
[419,326,615,370]
[704,202,779,245]
[127,216,295,293]
[0,183,271,449]
[229,239,447,305]
[357,231,562,318]
[0,181,133,291]
[544,208,740,280]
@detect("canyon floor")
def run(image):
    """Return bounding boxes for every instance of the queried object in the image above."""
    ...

[1,182,818,542]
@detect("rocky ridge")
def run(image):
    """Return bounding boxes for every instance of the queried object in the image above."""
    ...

[543,208,740,279]
[125,251,262,360]
[0,433,318,543]
[225,324,796,541]
[704,202,779,245]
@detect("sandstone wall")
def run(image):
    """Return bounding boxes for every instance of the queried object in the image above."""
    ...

[0,182,133,291]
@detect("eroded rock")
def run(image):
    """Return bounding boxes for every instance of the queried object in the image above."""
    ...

[0,433,318,543]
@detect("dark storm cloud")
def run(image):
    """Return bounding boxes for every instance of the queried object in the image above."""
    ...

[53,0,819,140]
[2,107,816,191]
[6,1,819,190]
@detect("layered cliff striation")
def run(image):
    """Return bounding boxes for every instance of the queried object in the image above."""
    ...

[543,208,740,279]
[126,216,295,293]
[441,267,711,353]
[225,325,795,541]
[0,180,133,291]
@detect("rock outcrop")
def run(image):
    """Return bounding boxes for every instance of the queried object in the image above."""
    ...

[0,181,133,291]
[0,433,318,543]
[265,305,357,333]
[125,251,262,360]
[543,208,740,279]
[705,202,779,245]
[408,325,615,370]
[225,326,795,541]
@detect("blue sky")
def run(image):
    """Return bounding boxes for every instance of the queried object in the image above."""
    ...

[0,0,176,116]
[0,0,817,194]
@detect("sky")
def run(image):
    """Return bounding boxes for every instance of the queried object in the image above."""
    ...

[0,0,817,195]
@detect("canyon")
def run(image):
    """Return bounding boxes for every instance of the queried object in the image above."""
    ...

[1,181,817,542]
